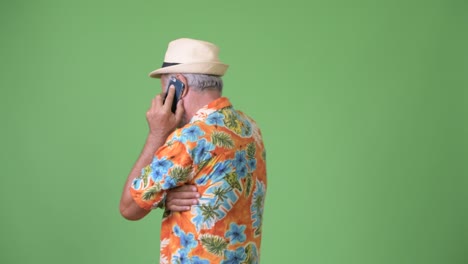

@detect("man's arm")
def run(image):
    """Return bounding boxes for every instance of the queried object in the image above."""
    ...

[119,87,184,221]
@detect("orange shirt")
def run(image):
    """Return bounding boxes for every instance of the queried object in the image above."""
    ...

[131,97,267,263]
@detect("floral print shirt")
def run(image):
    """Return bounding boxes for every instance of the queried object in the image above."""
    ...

[130,97,267,264]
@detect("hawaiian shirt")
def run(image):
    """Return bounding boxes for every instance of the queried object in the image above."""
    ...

[130,97,267,264]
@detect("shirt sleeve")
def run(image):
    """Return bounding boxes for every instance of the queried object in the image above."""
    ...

[130,139,193,210]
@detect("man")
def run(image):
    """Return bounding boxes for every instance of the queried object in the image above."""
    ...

[119,38,267,264]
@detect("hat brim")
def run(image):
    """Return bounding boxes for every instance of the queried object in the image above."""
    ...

[149,62,229,78]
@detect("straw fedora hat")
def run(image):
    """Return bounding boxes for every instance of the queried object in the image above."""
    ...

[149,38,229,78]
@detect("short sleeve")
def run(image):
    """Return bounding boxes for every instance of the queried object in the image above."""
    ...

[130,140,194,210]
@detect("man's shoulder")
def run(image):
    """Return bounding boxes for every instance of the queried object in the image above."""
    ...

[167,101,263,144]
[165,119,215,146]
[235,109,258,124]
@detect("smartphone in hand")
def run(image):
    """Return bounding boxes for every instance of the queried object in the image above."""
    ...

[163,76,185,113]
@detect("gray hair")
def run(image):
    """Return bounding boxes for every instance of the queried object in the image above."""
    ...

[165,73,223,92]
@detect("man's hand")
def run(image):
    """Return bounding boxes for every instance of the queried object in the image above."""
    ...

[146,86,184,138]
[119,86,185,221]
[166,185,200,212]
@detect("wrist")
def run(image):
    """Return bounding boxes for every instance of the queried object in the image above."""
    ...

[147,129,174,150]
[148,129,172,140]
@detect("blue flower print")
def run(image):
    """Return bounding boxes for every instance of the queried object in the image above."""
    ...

[191,138,215,164]
[236,164,248,179]
[150,168,165,182]
[233,150,247,170]
[180,231,198,250]
[211,160,232,182]
[173,225,182,236]
[191,256,210,264]
[206,112,225,126]
[222,248,246,264]
[247,158,257,172]
[132,178,142,190]
[195,174,209,186]
[150,157,173,182]
[162,176,177,189]
[180,125,205,142]
[172,249,191,264]
[150,157,173,172]
[173,224,198,251]
[225,223,246,244]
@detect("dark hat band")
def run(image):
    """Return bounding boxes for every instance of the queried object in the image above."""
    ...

[161,62,180,68]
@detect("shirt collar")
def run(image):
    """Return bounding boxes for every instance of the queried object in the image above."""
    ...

[189,97,232,123]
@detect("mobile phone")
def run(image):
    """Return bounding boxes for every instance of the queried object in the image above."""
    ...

[164,76,185,113]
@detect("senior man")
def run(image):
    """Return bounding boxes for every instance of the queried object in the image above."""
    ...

[119,38,267,263]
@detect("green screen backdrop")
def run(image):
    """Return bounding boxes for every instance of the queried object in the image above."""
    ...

[1,0,467,263]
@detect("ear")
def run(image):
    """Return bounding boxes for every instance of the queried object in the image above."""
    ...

[176,74,189,98]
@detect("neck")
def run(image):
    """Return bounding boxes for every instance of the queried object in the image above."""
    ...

[183,89,221,124]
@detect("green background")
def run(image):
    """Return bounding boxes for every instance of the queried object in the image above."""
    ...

[1,0,466,263]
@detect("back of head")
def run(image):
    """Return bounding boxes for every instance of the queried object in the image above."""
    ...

[163,73,223,93]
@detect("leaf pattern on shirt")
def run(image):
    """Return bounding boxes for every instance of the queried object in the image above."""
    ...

[225,172,242,191]
[141,183,161,201]
[221,108,242,135]
[212,131,235,149]
[242,243,259,264]
[200,203,221,222]
[251,180,266,237]
[212,186,232,204]
[200,234,228,256]
[246,143,256,159]
[245,173,253,197]
[169,166,192,182]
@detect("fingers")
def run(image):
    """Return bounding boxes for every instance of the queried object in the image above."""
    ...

[163,85,176,111]
[168,191,200,199]
[166,185,199,212]
[166,186,199,201]
[166,204,191,212]
[167,197,199,206]
[172,184,197,192]
[166,196,199,212]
